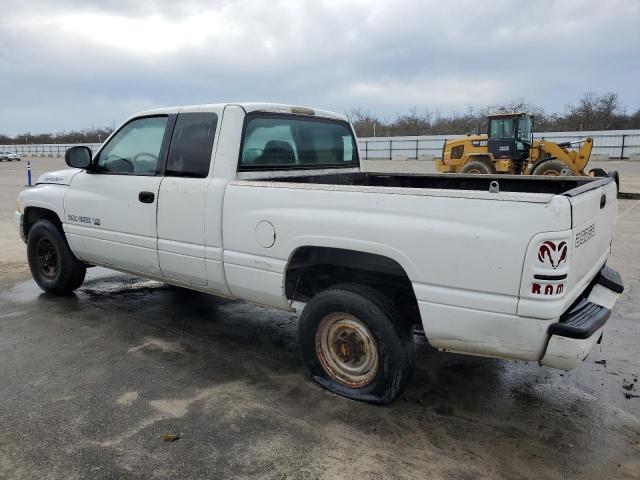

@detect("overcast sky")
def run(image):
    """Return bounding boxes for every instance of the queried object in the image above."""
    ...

[1,0,639,135]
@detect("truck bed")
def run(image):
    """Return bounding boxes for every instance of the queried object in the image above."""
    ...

[256,171,610,196]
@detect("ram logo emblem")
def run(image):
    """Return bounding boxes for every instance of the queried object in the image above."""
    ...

[538,241,567,269]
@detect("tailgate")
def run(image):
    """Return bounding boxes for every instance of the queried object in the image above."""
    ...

[566,178,617,292]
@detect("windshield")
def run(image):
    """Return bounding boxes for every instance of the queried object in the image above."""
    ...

[239,114,358,170]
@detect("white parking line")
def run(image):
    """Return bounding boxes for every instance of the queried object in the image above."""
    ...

[617,200,640,220]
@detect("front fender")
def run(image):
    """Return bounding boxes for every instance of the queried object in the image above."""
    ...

[19,185,68,226]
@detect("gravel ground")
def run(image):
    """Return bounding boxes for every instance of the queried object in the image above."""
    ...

[0,157,639,479]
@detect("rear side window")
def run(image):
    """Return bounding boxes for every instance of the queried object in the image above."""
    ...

[166,112,218,178]
[239,114,358,170]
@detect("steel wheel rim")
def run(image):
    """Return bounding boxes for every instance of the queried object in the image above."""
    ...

[542,170,560,176]
[36,237,59,279]
[315,312,379,388]
[466,168,482,174]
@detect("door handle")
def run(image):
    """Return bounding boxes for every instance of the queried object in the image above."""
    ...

[138,191,155,203]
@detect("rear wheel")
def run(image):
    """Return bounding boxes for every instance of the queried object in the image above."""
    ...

[27,219,86,294]
[532,159,571,176]
[460,159,495,174]
[607,170,620,191]
[298,284,415,404]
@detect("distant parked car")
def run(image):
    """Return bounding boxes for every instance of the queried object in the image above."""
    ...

[0,151,21,162]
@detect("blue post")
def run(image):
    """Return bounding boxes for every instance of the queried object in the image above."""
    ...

[26,160,32,187]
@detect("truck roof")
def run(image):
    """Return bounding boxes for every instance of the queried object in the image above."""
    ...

[132,103,348,122]
[486,111,533,118]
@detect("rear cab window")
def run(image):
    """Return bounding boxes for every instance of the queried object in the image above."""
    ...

[238,114,358,171]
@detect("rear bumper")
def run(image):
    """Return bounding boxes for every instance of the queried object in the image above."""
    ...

[540,266,623,370]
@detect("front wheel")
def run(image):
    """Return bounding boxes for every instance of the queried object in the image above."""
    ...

[298,284,415,404]
[460,159,495,174]
[27,219,86,294]
[531,159,571,176]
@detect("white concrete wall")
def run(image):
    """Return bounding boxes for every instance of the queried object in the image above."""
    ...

[358,130,640,160]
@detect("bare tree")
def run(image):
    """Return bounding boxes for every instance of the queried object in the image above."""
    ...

[345,108,381,137]
[3,92,639,142]
[563,92,624,130]
[346,92,639,136]
[0,127,114,145]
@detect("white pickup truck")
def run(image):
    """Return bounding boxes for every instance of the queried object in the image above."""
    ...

[16,103,623,404]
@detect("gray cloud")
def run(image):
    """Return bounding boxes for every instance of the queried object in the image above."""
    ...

[1,0,638,134]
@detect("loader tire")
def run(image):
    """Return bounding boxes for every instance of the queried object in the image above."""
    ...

[460,160,495,175]
[298,283,415,405]
[532,159,571,176]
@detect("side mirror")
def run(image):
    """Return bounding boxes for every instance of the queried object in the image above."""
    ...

[65,146,92,169]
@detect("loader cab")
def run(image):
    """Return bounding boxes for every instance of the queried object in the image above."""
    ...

[487,112,533,161]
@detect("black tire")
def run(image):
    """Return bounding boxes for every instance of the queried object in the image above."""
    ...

[460,159,495,174]
[298,283,415,405]
[27,219,86,294]
[607,170,620,192]
[532,159,571,176]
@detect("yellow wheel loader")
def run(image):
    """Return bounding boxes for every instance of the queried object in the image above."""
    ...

[435,112,619,186]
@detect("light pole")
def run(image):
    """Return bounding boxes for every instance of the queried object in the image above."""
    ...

[373,122,376,138]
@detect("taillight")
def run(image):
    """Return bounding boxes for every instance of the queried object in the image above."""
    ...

[520,232,571,301]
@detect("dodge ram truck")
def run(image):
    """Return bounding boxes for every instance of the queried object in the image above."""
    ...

[16,103,623,404]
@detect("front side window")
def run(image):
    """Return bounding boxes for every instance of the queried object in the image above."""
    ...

[96,116,168,174]
[490,118,515,139]
[239,115,358,170]
[166,112,218,178]
[517,116,533,142]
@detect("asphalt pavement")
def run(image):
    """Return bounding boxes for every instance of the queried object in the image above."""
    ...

[0,157,638,479]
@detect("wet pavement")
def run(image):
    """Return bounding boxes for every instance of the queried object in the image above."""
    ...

[1,256,639,479]
[1,158,639,479]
